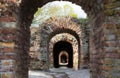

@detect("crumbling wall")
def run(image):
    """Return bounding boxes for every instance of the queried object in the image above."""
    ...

[0,0,119,78]
[0,0,17,78]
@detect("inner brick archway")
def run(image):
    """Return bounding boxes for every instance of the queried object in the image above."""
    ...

[49,33,79,69]
[53,41,73,68]
[39,17,82,70]
[59,51,69,66]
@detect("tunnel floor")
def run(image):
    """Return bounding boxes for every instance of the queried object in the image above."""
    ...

[29,69,90,78]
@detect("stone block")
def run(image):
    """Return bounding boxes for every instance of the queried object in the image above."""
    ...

[108,0,117,3]
[1,60,15,67]
[104,2,120,9]
[1,28,16,34]
[0,42,15,48]
[104,23,116,29]
[104,9,114,16]
[104,41,116,47]
[111,69,120,78]
[116,29,120,38]
[117,48,120,53]
[103,64,114,71]
[105,34,116,41]
[1,72,14,78]
[104,58,114,65]
[104,72,112,78]
[3,47,14,53]
[4,34,15,42]
[4,53,16,59]
[0,53,4,59]
[0,17,15,22]
[104,46,117,52]
[105,52,119,58]
[0,22,16,28]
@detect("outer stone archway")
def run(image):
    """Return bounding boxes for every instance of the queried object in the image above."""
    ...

[16,1,104,77]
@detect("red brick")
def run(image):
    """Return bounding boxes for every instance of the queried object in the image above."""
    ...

[4,34,15,41]
[5,54,16,59]
[0,17,15,22]
[3,47,14,53]
[0,54,4,59]
[105,53,120,58]
[1,28,16,34]
[104,41,116,47]
[0,54,16,60]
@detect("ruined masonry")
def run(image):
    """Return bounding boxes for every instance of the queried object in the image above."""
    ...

[0,0,120,78]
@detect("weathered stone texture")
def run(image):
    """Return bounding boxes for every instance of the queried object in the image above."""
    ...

[0,0,120,78]
[0,27,16,78]
[103,23,120,78]
[0,1,17,78]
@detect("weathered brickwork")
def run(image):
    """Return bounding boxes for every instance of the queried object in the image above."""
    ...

[49,33,79,70]
[102,23,120,78]
[0,0,120,78]
[0,0,17,78]
[38,17,87,70]
[0,26,16,78]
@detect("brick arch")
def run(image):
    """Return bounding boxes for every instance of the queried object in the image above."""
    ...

[59,51,69,65]
[49,33,79,70]
[16,0,104,78]
[39,17,82,69]
[19,0,103,20]
[17,1,104,77]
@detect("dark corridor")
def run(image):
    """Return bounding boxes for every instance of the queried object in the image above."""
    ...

[53,41,73,68]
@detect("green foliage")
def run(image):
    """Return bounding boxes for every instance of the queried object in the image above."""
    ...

[64,4,77,18]
[79,18,89,23]
[48,6,62,15]
[32,2,86,25]
[34,8,42,18]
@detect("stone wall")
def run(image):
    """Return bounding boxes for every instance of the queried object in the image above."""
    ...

[0,23,16,78]
[89,13,105,78]
[0,0,120,78]
[0,0,17,78]
[89,0,120,78]
[39,17,84,70]
[49,33,79,70]
[29,17,89,70]
[102,0,120,77]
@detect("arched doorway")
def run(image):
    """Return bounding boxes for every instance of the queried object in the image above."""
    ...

[49,33,79,70]
[5,0,111,77]
[53,41,73,68]
[59,51,69,66]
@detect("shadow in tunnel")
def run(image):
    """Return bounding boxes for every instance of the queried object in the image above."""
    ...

[53,41,73,68]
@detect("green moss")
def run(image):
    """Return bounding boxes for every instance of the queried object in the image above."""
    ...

[104,9,114,16]
[64,4,73,9]
[34,8,42,17]
[108,0,117,3]
[104,2,120,9]
[71,13,77,18]
[49,6,61,15]
[64,4,77,18]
